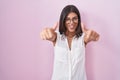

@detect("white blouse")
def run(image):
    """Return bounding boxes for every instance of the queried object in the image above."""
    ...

[52,32,87,80]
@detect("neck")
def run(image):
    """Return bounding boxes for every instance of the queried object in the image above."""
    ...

[65,31,75,38]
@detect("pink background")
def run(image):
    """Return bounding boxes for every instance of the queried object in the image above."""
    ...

[0,0,120,80]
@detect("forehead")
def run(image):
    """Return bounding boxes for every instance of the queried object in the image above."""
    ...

[67,12,78,18]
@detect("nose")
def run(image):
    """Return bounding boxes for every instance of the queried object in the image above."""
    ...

[69,20,74,24]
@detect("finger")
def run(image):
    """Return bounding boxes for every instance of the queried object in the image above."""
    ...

[96,36,99,41]
[44,29,50,39]
[94,31,99,41]
[40,32,43,39]
[86,30,91,39]
[84,31,91,42]
[47,29,53,39]
[43,35,47,40]
[88,30,97,41]
[95,34,100,41]
[52,22,59,31]
[94,32,98,40]
[41,32,46,40]
[81,22,88,32]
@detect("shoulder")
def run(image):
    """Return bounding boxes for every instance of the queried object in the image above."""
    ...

[53,32,66,46]
[76,33,85,47]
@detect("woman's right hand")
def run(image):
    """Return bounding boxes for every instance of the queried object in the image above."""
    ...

[40,23,58,42]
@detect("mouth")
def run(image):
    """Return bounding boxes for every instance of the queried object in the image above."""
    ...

[69,25,75,29]
[66,23,77,32]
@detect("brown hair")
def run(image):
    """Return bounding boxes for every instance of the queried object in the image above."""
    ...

[59,5,83,38]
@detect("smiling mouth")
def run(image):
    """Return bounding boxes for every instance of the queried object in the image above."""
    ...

[69,25,75,29]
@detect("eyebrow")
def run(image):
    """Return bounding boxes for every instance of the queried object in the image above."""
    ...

[66,16,78,19]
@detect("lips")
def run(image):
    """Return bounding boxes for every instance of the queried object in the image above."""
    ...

[66,24,77,32]
[69,25,74,29]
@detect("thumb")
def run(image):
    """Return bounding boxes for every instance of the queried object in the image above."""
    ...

[52,22,59,31]
[81,22,88,32]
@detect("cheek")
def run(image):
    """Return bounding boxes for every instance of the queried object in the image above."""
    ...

[75,23,78,28]
[72,23,78,29]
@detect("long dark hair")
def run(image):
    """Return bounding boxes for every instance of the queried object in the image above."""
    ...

[59,5,83,38]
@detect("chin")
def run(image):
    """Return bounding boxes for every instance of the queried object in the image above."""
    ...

[69,29,76,33]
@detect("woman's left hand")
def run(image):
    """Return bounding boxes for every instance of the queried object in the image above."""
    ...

[81,23,100,44]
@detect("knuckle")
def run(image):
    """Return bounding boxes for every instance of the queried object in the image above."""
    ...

[49,34,53,39]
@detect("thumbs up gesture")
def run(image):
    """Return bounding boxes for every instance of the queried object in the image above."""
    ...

[40,23,58,42]
[81,23,100,44]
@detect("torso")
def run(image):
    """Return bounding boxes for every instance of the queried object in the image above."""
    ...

[52,32,87,80]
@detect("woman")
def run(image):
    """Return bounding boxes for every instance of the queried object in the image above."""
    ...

[40,5,99,80]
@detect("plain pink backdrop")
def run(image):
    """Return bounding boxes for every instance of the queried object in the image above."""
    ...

[0,0,120,80]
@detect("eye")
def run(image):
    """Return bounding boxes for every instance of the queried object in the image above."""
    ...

[66,18,70,21]
[73,17,78,20]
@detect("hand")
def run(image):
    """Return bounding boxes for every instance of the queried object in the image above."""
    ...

[40,23,58,42]
[81,23,100,44]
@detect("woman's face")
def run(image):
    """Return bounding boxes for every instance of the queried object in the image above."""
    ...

[65,12,78,33]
